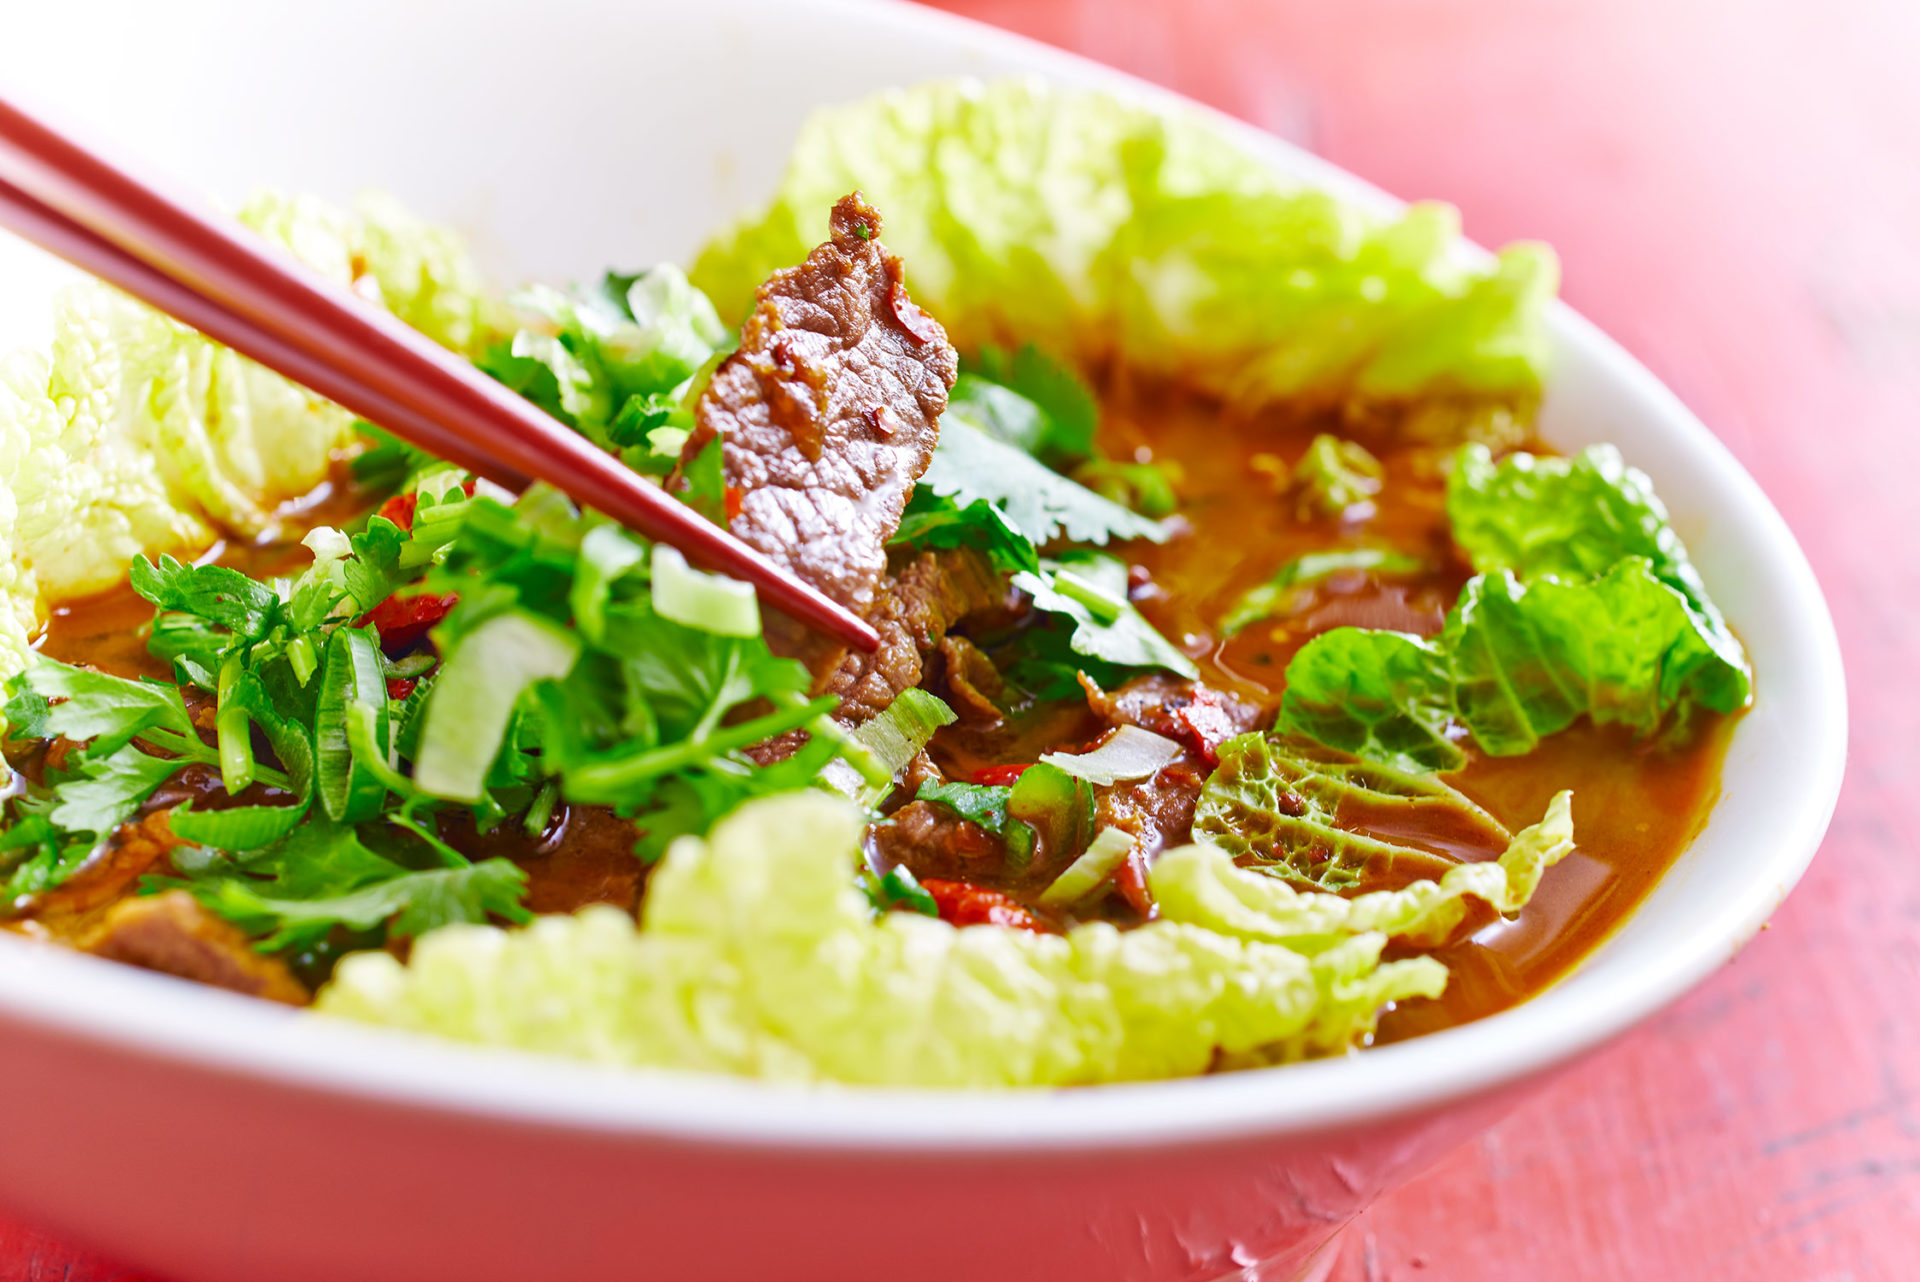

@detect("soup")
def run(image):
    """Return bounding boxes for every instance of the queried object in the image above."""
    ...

[0,83,1749,1089]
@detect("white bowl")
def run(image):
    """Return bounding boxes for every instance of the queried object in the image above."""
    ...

[0,2,1846,1279]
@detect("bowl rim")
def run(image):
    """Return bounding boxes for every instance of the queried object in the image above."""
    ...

[0,0,1847,1153]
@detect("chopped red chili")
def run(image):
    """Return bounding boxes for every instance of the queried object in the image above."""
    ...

[375,491,417,531]
[359,592,459,655]
[920,879,1049,933]
[971,763,1032,786]
[1111,848,1155,919]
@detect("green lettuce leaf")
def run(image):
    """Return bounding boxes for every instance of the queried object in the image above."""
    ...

[694,79,1556,422]
[1278,558,1753,771]
[316,790,1457,1085]
[1448,442,1749,684]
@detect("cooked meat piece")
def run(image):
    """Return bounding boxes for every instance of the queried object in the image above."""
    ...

[677,192,957,615]
[751,545,1004,764]
[441,804,645,916]
[18,809,185,935]
[868,800,1008,886]
[1080,673,1265,766]
[938,635,1006,726]
[518,806,645,915]
[816,547,1003,725]
[1096,758,1212,859]
[919,879,1049,933]
[85,891,309,1005]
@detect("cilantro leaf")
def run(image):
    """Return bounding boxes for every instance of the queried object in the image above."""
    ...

[130,555,282,640]
[48,745,189,836]
[1014,551,1197,679]
[963,344,1099,462]
[167,819,530,952]
[889,489,1039,574]
[922,416,1166,548]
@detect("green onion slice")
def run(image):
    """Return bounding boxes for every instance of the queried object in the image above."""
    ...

[316,628,391,823]
[821,689,957,805]
[651,545,760,638]
[413,611,580,804]
[1036,826,1136,910]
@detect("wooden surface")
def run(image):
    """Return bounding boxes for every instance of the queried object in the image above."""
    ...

[3,0,1912,1278]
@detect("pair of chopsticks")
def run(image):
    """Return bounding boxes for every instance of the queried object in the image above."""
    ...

[0,95,879,653]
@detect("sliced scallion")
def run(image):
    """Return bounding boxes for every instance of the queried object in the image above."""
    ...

[650,545,760,638]
[413,611,581,804]
[1036,826,1136,910]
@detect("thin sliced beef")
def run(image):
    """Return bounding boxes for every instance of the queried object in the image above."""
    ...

[868,800,1008,885]
[677,191,957,615]
[1079,673,1265,766]
[937,634,1006,725]
[815,547,1003,725]
[85,891,309,1005]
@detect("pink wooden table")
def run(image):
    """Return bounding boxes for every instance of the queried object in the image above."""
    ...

[5,1,1913,1278]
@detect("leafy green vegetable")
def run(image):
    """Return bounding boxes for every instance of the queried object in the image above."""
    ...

[164,818,529,953]
[1158,790,1574,954]
[1070,457,1180,519]
[1220,547,1425,637]
[1193,734,1510,890]
[1448,443,1749,682]
[168,800,310,850]
[915,778,1038,868]
[1292,434,1384,520]
[922,416,1166,548]
[963,344,1099,463]
[864,862,939,918]
[317,791,1459,1085]
[1278,559,1753,771]
[694,80,1555,426]
[0,190,492,643]
[477,265,730,471]
[889,489,1040,575]
[1014,551,1197,679]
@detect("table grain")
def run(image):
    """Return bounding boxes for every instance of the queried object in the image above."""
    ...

[4,1,1913,1278]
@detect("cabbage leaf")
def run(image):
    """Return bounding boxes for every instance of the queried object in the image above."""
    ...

[694,79,1556,422]
[1448,443,1749,685]
[318,790,1502,1085]
[0,191,495,673]
[1278,559,1751,771]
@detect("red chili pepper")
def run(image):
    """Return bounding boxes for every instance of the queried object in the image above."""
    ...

[1171,686,1241,767]
[919,879,1050,933]
[359,592,459,655]
[385,676,418,700]
[1111,848,1155,919]
[376,491,417,531]
[971,763,1033,786]
[375,478,478,533]
[723,486,745,524]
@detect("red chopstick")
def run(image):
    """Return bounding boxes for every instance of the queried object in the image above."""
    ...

[0,96,880,654]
